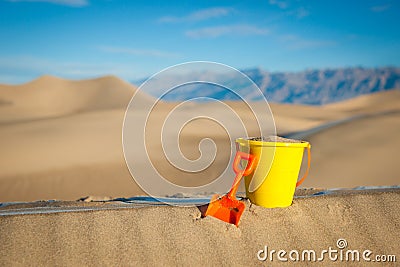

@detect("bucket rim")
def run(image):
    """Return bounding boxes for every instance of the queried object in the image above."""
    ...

[235,137,310,148]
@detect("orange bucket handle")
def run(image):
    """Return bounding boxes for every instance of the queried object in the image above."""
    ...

[296,143,311,187]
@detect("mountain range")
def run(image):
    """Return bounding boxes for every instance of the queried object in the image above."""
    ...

[133,67,400,105]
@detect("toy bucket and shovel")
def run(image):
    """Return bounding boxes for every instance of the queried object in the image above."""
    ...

[236,138,311,208]
[206,137,311,225]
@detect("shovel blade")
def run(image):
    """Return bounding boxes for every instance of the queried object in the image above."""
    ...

[205,194,245,226]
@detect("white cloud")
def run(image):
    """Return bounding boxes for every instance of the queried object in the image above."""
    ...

[294,7,310,18]
[98,46,180,58]
[370,4,391,12]
[186,24,269,38]
[6,0,88,7]
[280,34,336,49]
[292,40,336,49]
[159,7,233,23]
[268,0,288,9]
[268,1,310,19]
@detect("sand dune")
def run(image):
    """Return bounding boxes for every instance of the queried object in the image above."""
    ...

[0,77,399,266]
[0,75,153,123]
[270,89,400,134]
[325,89,400,113]
[0,76,148,201]
[0,188,398,266]
[0,76,399,202]
[302,110,400,188]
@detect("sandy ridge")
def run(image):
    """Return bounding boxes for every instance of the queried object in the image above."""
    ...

[0,189,399,266]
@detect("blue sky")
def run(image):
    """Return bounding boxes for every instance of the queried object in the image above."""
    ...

[0,0,399,84]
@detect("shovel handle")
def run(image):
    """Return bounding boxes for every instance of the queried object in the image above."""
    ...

[296,143,311,187]
[227,171,244,199]
[227,151,257,199]
[232,151,257,176]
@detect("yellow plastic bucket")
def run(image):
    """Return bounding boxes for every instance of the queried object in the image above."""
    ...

[236,138,311,208]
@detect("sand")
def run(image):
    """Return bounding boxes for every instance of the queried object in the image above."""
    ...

[0,76,399,265]
[0,188,399,266]
[1,77,399,201]
[248,136,302,143]
[0,77,400,201]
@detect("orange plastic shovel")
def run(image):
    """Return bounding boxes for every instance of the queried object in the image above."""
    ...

[205,151,257,226]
